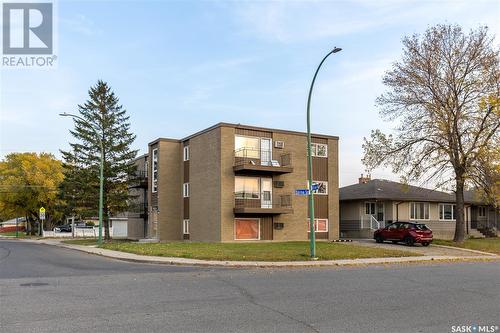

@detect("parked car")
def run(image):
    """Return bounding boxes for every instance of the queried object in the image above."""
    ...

[374,222,433,246]
[54,224,72,233]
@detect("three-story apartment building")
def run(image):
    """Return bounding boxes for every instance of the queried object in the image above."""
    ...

[146,123,339,242]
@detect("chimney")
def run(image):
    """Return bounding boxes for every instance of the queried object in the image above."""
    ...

[359,173,371,184]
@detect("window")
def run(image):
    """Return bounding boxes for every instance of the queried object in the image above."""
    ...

[183,219,189,235]
[478,206,486,217]
[235,176,260,199]
[310,143,328,157]
[439,204,455,220]
[183,183,189,198]
[183,146,190,161]
[365,202,376,215]
[307,180,328,195]
[307,218,329,232]
[410,202,429,220]
[235,135,260,158]
[151,148,158,193]
[235,218,260,240]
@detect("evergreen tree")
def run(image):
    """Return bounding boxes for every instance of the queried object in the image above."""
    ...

[60,80,138,239]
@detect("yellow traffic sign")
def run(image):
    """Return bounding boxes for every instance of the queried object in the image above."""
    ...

[39,207,46,213]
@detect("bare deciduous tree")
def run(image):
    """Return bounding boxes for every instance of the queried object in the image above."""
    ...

[362,24,500,242]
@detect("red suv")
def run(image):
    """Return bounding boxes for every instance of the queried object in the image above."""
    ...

[374,222,433,246]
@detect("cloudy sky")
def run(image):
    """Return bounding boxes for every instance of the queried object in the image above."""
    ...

[1,0,499,186]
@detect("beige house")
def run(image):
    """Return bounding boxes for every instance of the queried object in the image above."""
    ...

[340,176,499,240]
[142,122,339,242]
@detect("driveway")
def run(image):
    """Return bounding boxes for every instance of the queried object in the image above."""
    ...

[352,239,489,256]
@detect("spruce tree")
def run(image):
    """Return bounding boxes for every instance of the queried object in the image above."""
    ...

[60,80,138,239]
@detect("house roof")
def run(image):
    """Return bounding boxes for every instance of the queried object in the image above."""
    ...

[340,179,484,204]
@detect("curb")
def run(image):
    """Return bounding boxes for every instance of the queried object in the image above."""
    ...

[431,244,498,256]
[12,238,500,268]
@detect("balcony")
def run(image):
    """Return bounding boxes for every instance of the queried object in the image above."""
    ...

[128,202,148,219]
[234,193,293,214]
[233,148,293,174]
[129,170,148,188]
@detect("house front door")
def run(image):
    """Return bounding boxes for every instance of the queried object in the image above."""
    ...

[260,138,272,166]
[376,202,384,223]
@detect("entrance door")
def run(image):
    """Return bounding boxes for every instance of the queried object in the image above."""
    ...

[261,178,272,208]
[376,202,384,223]
[260,138,272,166]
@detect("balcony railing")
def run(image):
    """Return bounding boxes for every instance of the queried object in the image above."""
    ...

[128,202,148,219]
[234,148,293,173]
[234,193,293,214]
[128,170,148,188]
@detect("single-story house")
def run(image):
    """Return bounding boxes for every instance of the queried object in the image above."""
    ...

[340,175,499,240]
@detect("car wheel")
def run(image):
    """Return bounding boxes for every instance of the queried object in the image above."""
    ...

[375,235,384,243]
[404,236,415,246]
[422,242,430,247]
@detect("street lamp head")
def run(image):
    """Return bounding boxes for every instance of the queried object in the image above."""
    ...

[332,47,342,53]
[59,112,69,117]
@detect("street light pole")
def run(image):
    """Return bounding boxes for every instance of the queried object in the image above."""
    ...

[60,112,104,245]
[307,47,342,258]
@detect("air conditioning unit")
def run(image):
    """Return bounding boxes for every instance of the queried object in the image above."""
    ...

[273,180,285,188]
[274,140,285,149]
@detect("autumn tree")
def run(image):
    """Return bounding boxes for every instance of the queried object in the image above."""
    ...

[363,25,500,242]
[60,80,138,240]
[0,153,64,234]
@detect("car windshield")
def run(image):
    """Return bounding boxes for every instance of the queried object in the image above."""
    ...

[414,224,429,231]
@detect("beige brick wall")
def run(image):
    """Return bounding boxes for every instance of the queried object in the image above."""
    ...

[328,138,340,240]
[157,140,182,241]
[189,128,222,242]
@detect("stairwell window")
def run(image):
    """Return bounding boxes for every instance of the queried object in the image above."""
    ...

[439,204,455,221]
[183,219,190,235]
[183,183,190,198]
[183,146,190,161]
[310,143,328,157]
[152,148,158,193]
[410,202,429,220]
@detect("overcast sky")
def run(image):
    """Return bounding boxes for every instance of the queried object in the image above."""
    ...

[1,0,499,187]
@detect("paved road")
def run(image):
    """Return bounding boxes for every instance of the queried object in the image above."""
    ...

[1,240,499,333]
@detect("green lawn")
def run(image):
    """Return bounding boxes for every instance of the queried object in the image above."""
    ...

[433,238,500,255]
[69,241,420,261]
[0,231,27,238]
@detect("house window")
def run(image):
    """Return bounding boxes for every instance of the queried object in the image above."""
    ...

[183,146,190,161]
[183,219,189,235]
[365,202,376,215]
[234,218,260,240]
[307,180,328,195]
[151,148,158,193]
[183,183,190,198]
[235,176,260,199]
[439,204,455,220]
[235,135,260,159]
[478,206,486,217]
[307,218,329,232]
[310,143,328,157]
[410,202,429,220]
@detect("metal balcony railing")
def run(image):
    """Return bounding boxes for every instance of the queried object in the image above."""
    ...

[234,148,292,168]
[128,170,148,188]
[234,193,292,210]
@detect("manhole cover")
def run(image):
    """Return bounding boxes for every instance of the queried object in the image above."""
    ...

[19,282,49,287]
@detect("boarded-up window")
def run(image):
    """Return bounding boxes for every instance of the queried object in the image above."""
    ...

[235,219,260,240]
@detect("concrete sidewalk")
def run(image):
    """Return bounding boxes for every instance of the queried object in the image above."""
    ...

[13,238,499,268]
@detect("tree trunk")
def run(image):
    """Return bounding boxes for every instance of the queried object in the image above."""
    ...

[453,177,466,243]
[103,206,110,240]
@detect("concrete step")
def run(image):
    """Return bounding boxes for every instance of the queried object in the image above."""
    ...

[138,238,159,243]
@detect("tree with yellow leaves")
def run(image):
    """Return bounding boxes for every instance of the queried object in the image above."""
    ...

[0,153,64,234]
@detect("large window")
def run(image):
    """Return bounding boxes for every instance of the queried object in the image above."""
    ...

[235,177,260,199]
[410,202,429,220]
[235,218,260,240]
[307,218,329,232]
[235,135,260,158]
[310,143,328,157]
[439,204,455,220]
[152,148,158,193]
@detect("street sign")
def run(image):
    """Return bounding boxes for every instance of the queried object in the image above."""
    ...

[295,189,310,196]
[39,207,46,220]
[311,183,319,191]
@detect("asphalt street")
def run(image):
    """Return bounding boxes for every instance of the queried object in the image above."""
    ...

[0,239,499,333]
